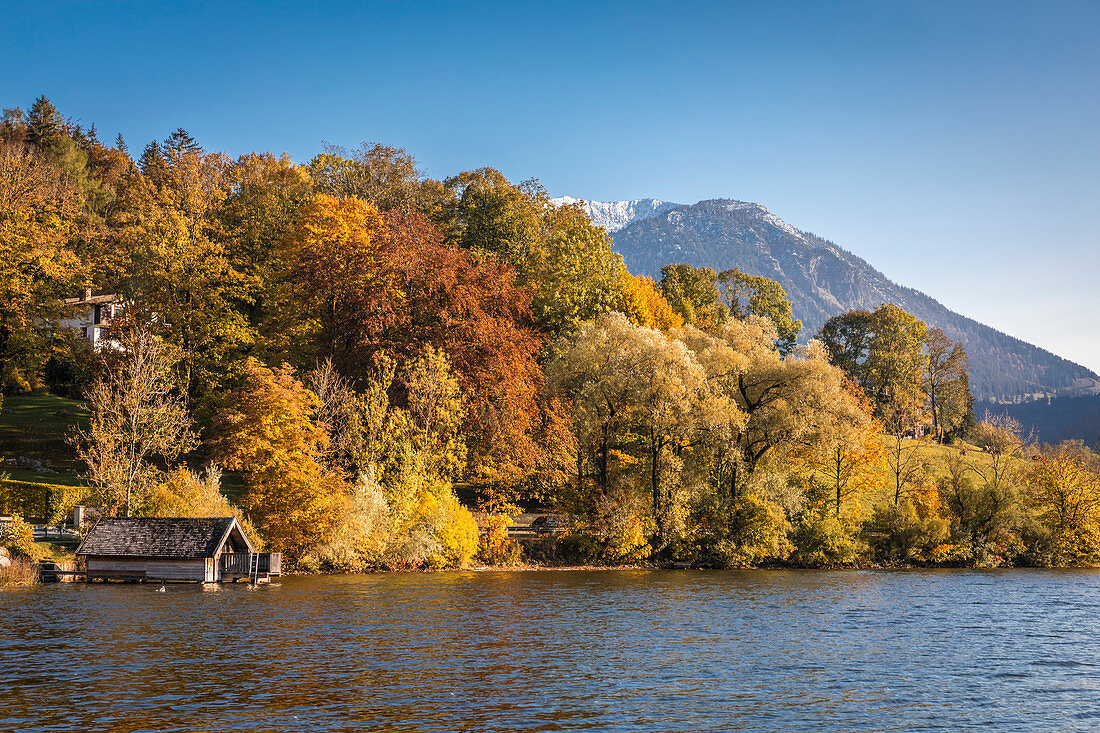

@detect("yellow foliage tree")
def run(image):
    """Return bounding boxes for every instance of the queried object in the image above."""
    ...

[114,136,252,405]
[1027,441,1100,565]
[0,142,82,389]
[616,273,683,331]
[144,465,261,545]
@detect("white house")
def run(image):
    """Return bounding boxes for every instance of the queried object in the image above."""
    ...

[60,289,124,350]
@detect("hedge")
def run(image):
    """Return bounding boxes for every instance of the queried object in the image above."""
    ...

[0,479,85,524]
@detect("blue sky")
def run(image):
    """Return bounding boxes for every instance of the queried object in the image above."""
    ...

[5,0,1099,370]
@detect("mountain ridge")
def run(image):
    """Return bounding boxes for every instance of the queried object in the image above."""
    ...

[562,196,1095,401]
[551,196,682,232]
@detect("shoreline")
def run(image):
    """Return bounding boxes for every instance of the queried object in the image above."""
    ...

[283,560,1100,576]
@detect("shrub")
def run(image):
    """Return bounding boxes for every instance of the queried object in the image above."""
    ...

[302,471,393,572]
[791,508,866,567]
[420,488,479,569]
[589,479,653,564]
[2,516,39,560]
[1,479,51,520]
[477,513,523,566]
[0,479,88,526]
[938,459,1025,567]
[142,466,261,547]
[865,500,949,565]
[719,492,794,568]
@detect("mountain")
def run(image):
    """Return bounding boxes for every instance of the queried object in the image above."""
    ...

[566,197,1095,401]
[976,395,1100,446]
[551,196,682,232]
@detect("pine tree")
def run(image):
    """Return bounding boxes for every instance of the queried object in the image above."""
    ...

[164,127,200,154]
[26,95,64,151]
[139,140,165,173]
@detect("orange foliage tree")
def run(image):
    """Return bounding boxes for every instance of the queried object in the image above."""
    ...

[209,359,345,561]
[288,194,552,489]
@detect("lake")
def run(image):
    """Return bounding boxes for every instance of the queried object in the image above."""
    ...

[3,570,1100,731]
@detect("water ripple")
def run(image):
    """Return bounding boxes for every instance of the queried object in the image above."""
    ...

[3,569,1100,731]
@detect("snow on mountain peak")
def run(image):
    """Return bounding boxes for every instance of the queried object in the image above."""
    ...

[550,196,683,232]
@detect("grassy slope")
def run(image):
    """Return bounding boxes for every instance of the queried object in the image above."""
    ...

[0,392,252,505]
[0,393,88,486]
[876,435,1027,487]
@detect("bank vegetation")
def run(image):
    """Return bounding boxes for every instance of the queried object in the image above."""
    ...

[3,97,1100,573]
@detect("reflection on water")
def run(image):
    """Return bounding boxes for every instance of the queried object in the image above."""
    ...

[4,570,1100,731]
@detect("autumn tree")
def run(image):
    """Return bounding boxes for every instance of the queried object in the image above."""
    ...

[284,193,393,366]
[438,173,629,339]
[936,412,1028,565]
[968,411,1027,492]
[309,142,439,216]
[308,357,371,474]
[681,317,869,498]
[924,327,971,442]
[526,202,626,337]
[548,312,653,501]
[679,319,870,566]
[629,325,708,543]
[0,141,82,389]
[218,152,314,357]
[939,454,1024,567]
[1026,441,1100,564]
[440,167,544,268]
[819,303,928,421]
[74,328,197,517]
[400,345,466,480]
[795,379,884,515]
[113,130,251,407]
[144,464,259,542]
[884,419,930,505]
[717,268,802,353]
[615,273,683,331]
[659,263,726,329]
[209,359,344,561]
[548,312,709,549]
[12,97,129,230]
[288,195,551,491]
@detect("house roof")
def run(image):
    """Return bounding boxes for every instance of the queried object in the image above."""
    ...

[76,517,251,558]
[63,294,121,306]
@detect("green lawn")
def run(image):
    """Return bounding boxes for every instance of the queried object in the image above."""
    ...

[2,468,85,487]
[876,435,1028,484]
[0,392,89,475]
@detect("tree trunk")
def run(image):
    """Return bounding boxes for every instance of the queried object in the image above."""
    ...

[598,430,609,494]
[650,432,662,541]
[929,383,940,444]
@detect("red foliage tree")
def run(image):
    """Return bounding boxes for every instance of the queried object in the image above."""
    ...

[290,195,550,487]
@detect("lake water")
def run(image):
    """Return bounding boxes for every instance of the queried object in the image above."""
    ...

[3,570,1100,731]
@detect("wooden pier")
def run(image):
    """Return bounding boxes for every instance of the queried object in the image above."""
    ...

[219,552,282,582]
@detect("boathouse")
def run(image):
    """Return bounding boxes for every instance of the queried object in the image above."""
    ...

[75,517,280,582]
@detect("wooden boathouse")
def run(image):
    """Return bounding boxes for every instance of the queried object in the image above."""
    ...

[75,517,281,583]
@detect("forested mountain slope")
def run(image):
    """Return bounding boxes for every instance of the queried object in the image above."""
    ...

[581,197,1094,400]
[976,395,1100,446]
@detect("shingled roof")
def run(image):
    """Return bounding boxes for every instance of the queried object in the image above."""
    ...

[76,517,251,558]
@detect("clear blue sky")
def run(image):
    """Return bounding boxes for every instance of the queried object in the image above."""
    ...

[5,0,1099,370]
